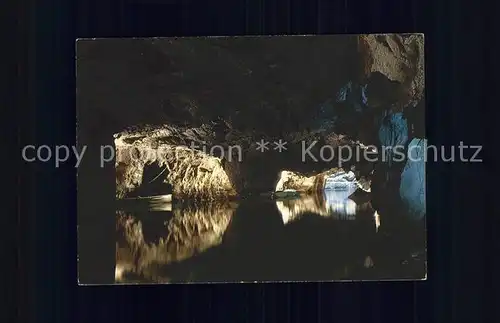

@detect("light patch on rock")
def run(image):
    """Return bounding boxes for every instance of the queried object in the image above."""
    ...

[114,125,237,200]
[115,202,237,282]
[399,138,426,219]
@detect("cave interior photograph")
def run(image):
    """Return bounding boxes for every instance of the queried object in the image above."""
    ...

[76,34,426,284]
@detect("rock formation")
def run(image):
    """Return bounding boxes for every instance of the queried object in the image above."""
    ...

[77,35,427,284]
[275,191,373,225]
[114,124,239,200]
[80,34,424,212]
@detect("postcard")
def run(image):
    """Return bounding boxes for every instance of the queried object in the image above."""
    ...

[76,34,426,284]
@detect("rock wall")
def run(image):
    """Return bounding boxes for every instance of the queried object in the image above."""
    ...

[359,34,425,109]
[275,192,373,225]
[355,34,425,219]
[275,168,372,194]
[102,35,425,212]
[114,125,238,200]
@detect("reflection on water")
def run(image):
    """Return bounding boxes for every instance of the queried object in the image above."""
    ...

[115,201,238,283]
[276,186,371,224]
[115,190,426,283]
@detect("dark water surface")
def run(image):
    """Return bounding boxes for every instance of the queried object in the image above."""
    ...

[114,192,426,284]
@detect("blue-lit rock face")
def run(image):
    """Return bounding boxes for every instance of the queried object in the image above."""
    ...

[399,138,426,219]
[335,81,368,113]
[378,112,409,163]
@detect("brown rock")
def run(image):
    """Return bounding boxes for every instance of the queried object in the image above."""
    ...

[115,202,237,282]
[359,34,425,108]
[114,124,238,200]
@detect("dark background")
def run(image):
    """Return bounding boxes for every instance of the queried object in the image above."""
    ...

[16,0,496,322]
[75,36,359,137]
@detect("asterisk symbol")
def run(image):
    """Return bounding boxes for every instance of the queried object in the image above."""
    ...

[255,139,269,152]
[273,139,287,152]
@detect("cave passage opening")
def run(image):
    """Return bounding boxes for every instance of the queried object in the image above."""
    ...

[128,161,173,198]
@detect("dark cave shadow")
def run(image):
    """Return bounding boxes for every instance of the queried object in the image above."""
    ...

[125,161,173,198]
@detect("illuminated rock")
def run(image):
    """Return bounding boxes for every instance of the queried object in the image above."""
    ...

[115,201,237,282]
[399,138,426,219]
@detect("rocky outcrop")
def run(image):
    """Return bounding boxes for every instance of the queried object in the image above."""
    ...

[399,138,426,219]
[273,168,374,224]
[276,190,374,225]
[77,36,427,284]
[108,35,424,214]
[359,34,425,109]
